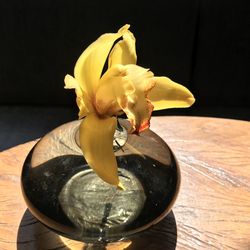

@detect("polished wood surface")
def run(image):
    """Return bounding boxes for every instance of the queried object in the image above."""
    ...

[0,116,249,250]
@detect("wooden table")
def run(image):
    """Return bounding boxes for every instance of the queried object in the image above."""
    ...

[0,116,249,250]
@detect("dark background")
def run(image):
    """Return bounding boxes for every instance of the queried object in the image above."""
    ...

[0,0,250,150]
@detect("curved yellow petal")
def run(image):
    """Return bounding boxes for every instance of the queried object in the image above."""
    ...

[122,92,154,133]
[74,25,130,96]
[148,77,195,110]
[79,113,119,186]
[64,74,91,118]
[95,65,135,117]
[121,65,155,133]
[64,74,79,89]
[108,28,137,67]
[124,64,155,91]
[95,64,155,133]
[108,64,155,133]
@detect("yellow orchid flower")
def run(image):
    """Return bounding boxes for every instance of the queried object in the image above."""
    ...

[64,24,195,188]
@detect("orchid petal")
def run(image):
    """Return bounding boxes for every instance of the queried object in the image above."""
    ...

[74,25,130,96]
[122,92,154,133]
[124,64,155,91]
[95,65,135,117]
[148,77,195,110]
[108,28,137,67]
[121,65,155,133]
[79,113,120,186]
[95,64,155,133]
[64,74,91,118]
[64,74,79,89]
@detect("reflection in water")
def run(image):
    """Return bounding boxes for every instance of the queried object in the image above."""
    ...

[58,168,146,237]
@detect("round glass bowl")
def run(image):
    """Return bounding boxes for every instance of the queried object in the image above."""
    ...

[21,119,180,243]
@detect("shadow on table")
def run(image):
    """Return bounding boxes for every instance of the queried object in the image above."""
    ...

[126,210,177,250]
[17,209,177,250]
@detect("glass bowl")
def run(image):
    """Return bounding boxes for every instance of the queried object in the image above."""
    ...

[21,119,180,243]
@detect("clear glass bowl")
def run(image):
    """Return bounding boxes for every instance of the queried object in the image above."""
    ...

[21,119,180,243]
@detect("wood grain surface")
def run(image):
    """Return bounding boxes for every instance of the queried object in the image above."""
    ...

[0,116,249,250]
